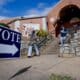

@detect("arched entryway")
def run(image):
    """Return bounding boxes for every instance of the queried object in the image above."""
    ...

[55,4,80,37]
[54,4,80,56]
[59,4,80,23]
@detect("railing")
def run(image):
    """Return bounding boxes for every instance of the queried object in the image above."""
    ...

[37,34,54,48]
[20,34,54,55]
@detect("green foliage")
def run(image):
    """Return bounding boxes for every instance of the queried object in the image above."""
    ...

[0,23,10,28]
[36,30,48,37]
[49,74,74,80]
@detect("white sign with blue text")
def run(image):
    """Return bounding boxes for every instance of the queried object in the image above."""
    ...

[0,26,21,58]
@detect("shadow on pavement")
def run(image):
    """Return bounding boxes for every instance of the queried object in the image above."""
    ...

[8,66,32,80]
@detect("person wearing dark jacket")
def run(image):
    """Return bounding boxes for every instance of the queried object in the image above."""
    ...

[60,27,68,46]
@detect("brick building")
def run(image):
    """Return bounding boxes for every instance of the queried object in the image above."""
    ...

[47,0,80,37]
[0,16,47,38]
[0,0,80,38]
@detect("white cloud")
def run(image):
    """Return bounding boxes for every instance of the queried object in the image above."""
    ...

[24,9,40,18]
[24,4,53,17]
[27,9,39,15]
[43,7,52,15]
[37,3,46,8]
[24,1,60,17]
[0,16,8,20]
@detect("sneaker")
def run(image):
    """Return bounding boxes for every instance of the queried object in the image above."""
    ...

[27,56,32,58]
[34,54,40,56]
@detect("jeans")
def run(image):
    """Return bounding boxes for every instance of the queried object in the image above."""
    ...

[28,44,39,56]
[60,36,66,47]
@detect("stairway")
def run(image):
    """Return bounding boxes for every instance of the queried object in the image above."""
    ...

[40,39,59,55]
[20,36,59,56]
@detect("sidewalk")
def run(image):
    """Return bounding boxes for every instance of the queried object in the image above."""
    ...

[0,54,80,80]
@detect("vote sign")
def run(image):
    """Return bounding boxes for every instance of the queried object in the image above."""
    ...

[0,26,21,58]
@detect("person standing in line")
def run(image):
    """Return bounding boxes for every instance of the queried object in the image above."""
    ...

[27,30,40,58]
[59,26,68,47]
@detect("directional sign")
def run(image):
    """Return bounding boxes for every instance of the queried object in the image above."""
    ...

[0,26,21,58]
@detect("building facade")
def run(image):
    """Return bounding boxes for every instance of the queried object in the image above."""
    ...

[0,16,47,38]
[0,0,80,38]
[47,0,80,37]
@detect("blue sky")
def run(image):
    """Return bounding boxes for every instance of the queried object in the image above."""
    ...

[0,0,60,19]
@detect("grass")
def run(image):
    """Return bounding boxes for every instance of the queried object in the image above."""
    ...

[49,74,75,80]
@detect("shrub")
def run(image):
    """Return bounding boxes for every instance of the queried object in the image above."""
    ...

[49,74,75,80]
[36,30,48,37]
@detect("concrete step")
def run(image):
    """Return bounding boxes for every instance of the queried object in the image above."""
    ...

[40,39,59,55]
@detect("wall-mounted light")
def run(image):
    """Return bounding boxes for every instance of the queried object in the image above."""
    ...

[50,17,55,23]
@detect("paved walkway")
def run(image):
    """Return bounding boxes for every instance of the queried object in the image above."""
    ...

[0,54,80,80]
